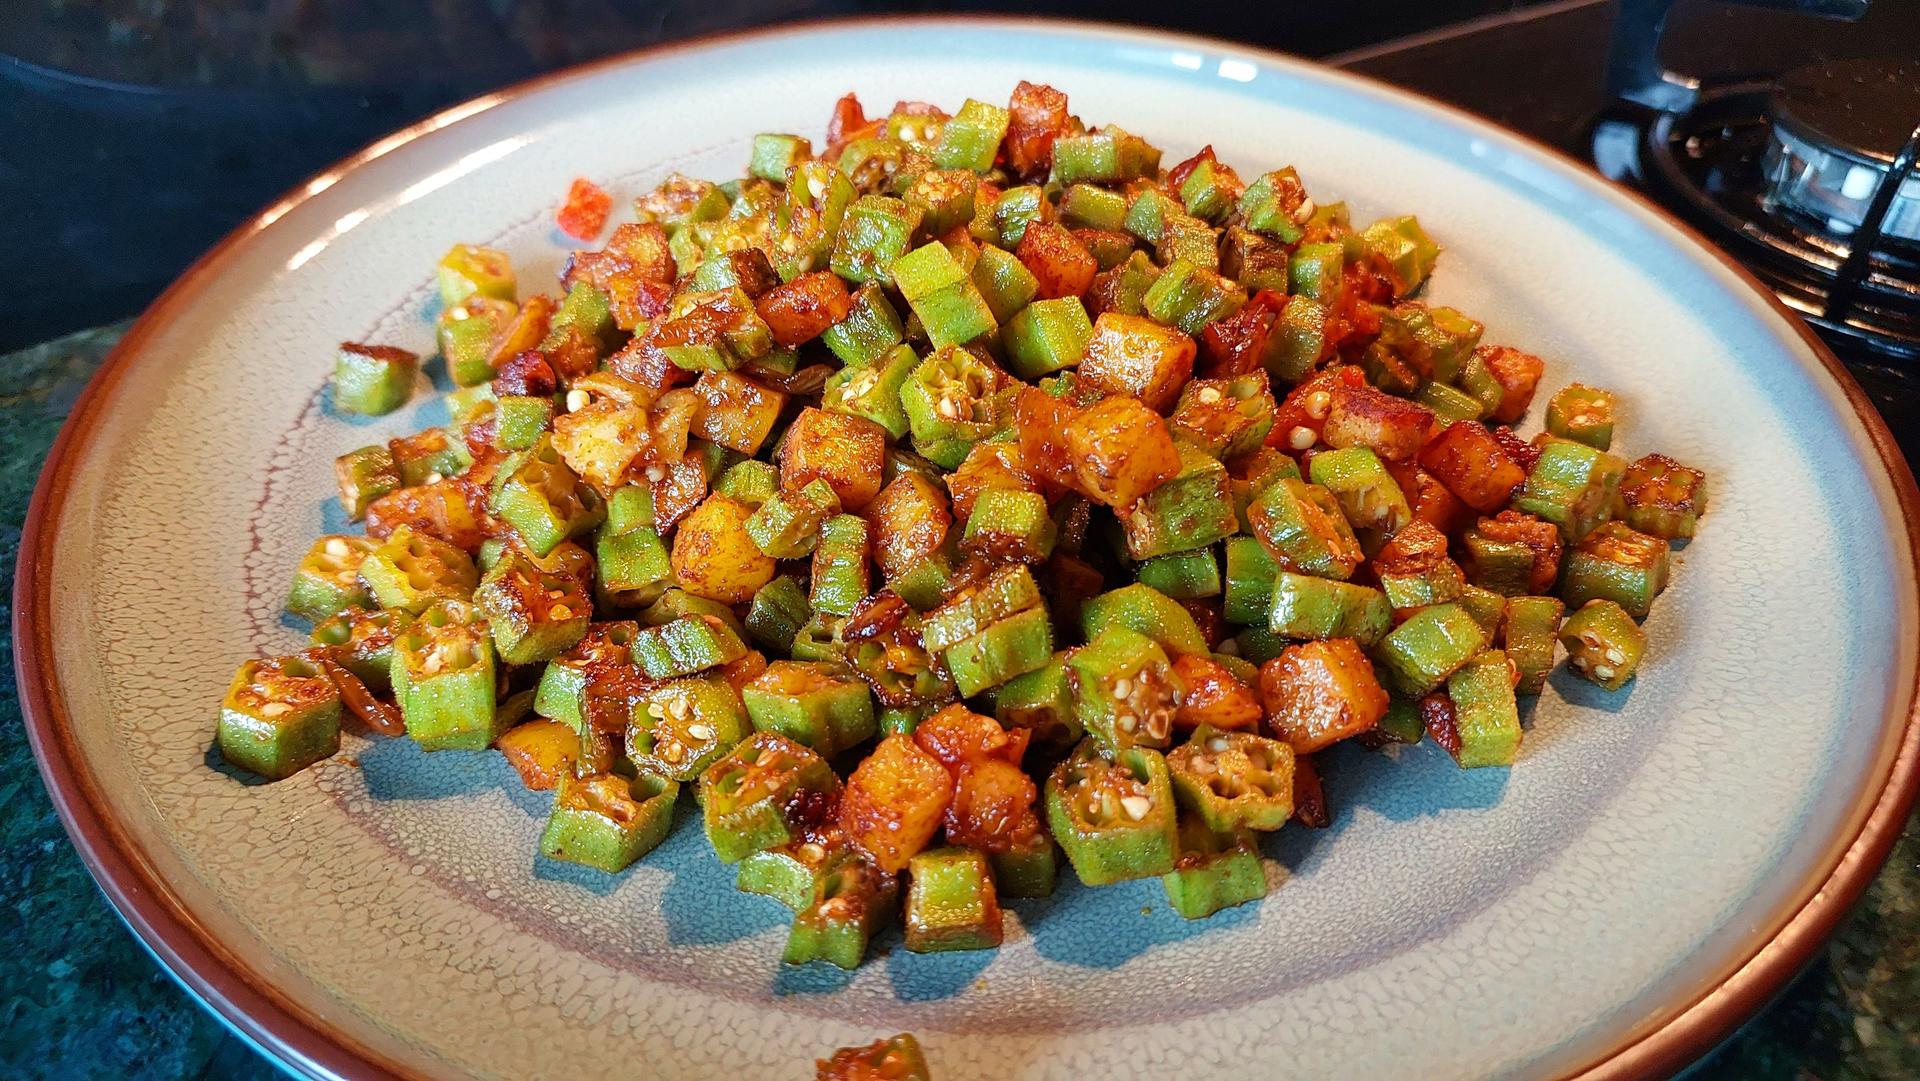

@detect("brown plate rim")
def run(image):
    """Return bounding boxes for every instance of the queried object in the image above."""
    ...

[15,15,1920,1081]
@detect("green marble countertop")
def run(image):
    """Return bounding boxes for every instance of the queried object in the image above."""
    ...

[2,326,1915,1080]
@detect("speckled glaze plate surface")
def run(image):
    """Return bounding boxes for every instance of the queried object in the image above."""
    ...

[18,18,1920,1081]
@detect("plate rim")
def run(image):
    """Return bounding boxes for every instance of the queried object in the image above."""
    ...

[16,15,1920,1081]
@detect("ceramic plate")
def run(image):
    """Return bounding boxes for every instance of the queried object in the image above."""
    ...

[19,18,1920,1081]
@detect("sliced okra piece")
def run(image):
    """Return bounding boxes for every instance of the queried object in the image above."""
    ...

[1142,258,1246,337]
[1447,650,1522,768]
[310,606,408,691]
[748,132,811,182]
[1233,626,1290,665]
[1378,556,1466,613]
[879,702,934,736]
[1414,379,1484,422]
[436,243,516,307]
[494,394,555,451]
[1061,183,1131,231]
[1179,156,1244,224]
[287,535,375,623]
[595,520,672,609]
[990,652,1082,752]
[474,554,590,665]
[810,514,872,618]
[789,613,846,664]
[438,295,520,387]
[333,342,418,416]
[904,846,1003,953]
[1068,625,1183,752]
[218,654,342,779]
[391,600,500,751]
[1288,241,1345,304]
[773,162,855,277]
[1457,584,1508,638]
[1375,302,1483,384]
[1156,213,1219,270]
[1120,442,1237,562]
[823,342,918,440]
[1137,547,1221,601]
[1167,725,1296,831]
[830,195,924,287]
[1463,527,1536,596]
[1500,595,1565,694]
[889,533,961,611]
[1003,296,1093,380]
[903,168,979,236]
[700,732,841,863]
[785,855,899,969]
[746,478,841,559]
[901,344,999,469]
[962,489,1057,565]
[1372,602,1488,696]
[1559,599,1646,691]
[1080,582,1210,657]
[715,459,780,507]
[745,576,813,656]
[891,241,997,348]
[389,427,471,488]
[1546,383,1617,450]
[548,281,619,352]
[1220,225,1290,294]
[1513,436,1628,542]
[1268,570,1392,647]
[819,1036,930,1081]
[639,587,746,637]
[931,98,1009,172]
[1375,699,1426,745]
[657,286,776,371]
[986,184,1049,249]
[971,244,1041,323]
[1308,446,1412,540]
[631,615,750,680]
[1045,740,1180,886]
[992,831,1061,899]
[821,282,906,367]
[538,771,678,873]
[1263,294,1329,385]
[1222,536,1280,626]
[1089,250,1162,316]
[1051,125,1161,184]
[1359,215,1439,294]
[1248,478,1365,581]
[1238,167,1310,243]
[742,660,876,757]
[1617,452,1708,540]
[1561,520,1669,618]
[489,437,605,556]
[943,606,1054,698]
[628,677,750,781]
[531,621,639,729]
[738,834,854,911]
[1169,372,1277,460]
[1161,817,1268,920]
[359,525,479,614]
[334,445,402,521]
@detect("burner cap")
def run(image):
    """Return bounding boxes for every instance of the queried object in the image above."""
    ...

[1770,58,1920,168]
[1762,58,1919,242]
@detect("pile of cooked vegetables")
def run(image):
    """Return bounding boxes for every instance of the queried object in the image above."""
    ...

[219,82,1709,970]
[818,1033,929,1081]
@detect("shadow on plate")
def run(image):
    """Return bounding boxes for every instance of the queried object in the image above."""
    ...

[1025,873,1257,970]
[358,735,504,802]
[203,739,271,786]
[660,801,787,947]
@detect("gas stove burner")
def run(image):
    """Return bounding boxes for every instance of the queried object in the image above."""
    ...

[1764,59,1920,242]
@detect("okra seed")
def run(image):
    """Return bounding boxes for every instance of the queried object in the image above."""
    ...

[260,702,291,717]
[1120,795,1151,821]
[1112,677,1133,699]
[661,741,684,763]
[686,723,715,741]
[1604,648,1626,666]
[1293,198,1317,224]
[1196,386,1223,404]
[324,538,350,558]
[549,604,572,620]
[1304,391,1332,420]
[425,472,443,485]
[1593,665,1616,681]
[646,464,667,482]
[1217,639,1240,657]
[1288,425,1316,451]
[799,843,827,863]
[1117,714,1137,733]
[566,389,591,412]
[1208,736,1229,753]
